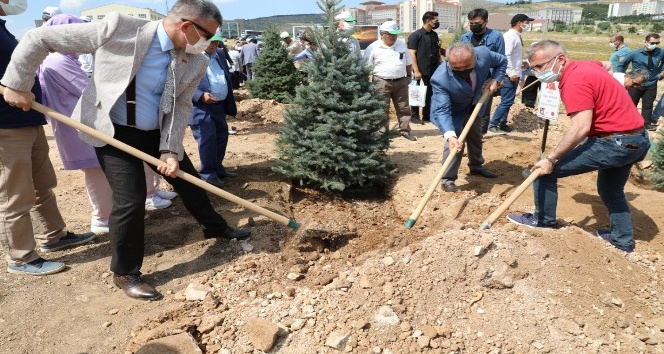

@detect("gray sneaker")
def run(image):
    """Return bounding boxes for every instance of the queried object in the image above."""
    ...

[7,257,66,275]
[40,231,95,253]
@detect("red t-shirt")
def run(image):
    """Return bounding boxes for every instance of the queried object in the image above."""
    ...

[558,60,644,136]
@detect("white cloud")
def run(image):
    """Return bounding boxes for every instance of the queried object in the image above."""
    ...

[60,0,87,10]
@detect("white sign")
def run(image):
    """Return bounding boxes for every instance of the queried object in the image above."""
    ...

[536,81,561,121]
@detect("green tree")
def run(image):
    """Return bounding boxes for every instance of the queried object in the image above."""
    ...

[554,21,567,32]
[652,22,663,33]
[628,26,637,33]
[272,0,394,191]
[597,22,611,32]
[247,26,301,103]
[651,132,664,191]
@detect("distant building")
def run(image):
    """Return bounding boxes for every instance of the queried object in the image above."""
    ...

[344,0,461,32]
[608,2,634,17]
[526,7,582,25]
[80,4,164,22]
[632,0,664,15]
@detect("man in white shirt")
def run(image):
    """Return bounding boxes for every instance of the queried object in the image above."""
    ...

[364,21,415,141]
[487,13,533,135]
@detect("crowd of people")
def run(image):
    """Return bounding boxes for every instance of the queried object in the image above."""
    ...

[0,0,657,303]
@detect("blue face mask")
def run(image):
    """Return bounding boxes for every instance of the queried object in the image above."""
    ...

[535,56,561,83]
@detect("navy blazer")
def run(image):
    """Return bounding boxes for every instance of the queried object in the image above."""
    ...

[190,50,237,125]
[430,46,506,135]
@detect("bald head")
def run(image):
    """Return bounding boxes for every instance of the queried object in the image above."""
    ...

[448,42,475,71]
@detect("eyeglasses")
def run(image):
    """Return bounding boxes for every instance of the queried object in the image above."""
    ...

[181,18,215,40]
[529,55,560,73]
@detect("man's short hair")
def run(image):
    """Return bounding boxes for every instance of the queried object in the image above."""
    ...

[646,33,660,42]
[447,42,475,61]
[626,69,649,81]
[169,0,222,26]
[422,11,438,23]
[612,34,624,42]
[527,39,567,60]
[467,8,488,21]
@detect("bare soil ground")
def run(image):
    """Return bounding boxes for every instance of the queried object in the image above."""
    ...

[1,91,663,354]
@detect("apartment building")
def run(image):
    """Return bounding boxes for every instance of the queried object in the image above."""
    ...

[345,0,460,32]
[526,7,582,25]
[80,4,165,22]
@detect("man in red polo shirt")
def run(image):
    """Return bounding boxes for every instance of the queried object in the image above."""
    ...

[507,40,650,253]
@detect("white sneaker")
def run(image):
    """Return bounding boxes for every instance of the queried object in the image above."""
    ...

[91,218,109,234]
[155,189,178,200]
[228,126,237,135]
[145,195,172,210]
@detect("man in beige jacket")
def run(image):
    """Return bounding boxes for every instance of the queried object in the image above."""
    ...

[2,0,249,301]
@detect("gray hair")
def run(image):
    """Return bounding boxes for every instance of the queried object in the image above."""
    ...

[626,69,649,81]
[447,42,475,61]
[527,40,567,60]
[168,0,222,26]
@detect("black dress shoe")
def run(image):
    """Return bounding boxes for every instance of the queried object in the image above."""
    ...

[204,177,224,188]
[219,171,238,178]
[113,274,162,301]
[203,227,251,240]
[441,182,459,193]
[469,167,498,178]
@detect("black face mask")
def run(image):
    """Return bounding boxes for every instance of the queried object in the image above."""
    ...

[432,22,440,30]
[469,23,485,34]
[454,68,474,79]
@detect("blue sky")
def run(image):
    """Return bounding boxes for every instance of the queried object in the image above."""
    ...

[4,0,367,38]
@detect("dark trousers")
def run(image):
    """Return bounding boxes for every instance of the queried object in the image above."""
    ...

[95,124,229,275]
[410,74,433,121]
[628,83,658,123]
[521,76,539,108]
[190,113,229,181]
[442,104,486,182]
[230,71,241,89]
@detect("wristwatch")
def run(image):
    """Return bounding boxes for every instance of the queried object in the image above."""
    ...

[545,156,558,165]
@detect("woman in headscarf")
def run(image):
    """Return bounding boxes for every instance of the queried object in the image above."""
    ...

[37,14,177,235]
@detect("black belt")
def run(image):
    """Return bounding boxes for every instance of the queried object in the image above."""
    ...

[594,128,644,138]
[377,76,406,82]
[126,77,136,127]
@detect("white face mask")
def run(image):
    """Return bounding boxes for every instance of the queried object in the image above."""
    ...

[646,43,658,51]
[535,56,562,83]
[0,0,28,15]
[340,21,354,31]
[184,25,211,54]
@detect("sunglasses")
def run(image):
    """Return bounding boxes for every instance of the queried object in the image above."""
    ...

[181,18,215,40]
[649,41,660,45]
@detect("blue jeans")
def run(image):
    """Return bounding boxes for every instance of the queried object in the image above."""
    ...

[533,130,650,248]
[652,93,664,122]
[489,77,517,128]
[190,114,229,181]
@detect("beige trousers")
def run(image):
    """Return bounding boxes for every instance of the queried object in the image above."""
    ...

[372,76,412,132]
[0,126,66,265]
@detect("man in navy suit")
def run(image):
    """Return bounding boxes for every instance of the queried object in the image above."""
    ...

[430,42,506,192]
[190,31,237,188]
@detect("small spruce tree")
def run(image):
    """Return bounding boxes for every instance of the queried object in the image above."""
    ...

[272,0,394,191]
[247,26,301,103]
[650,131,664,191]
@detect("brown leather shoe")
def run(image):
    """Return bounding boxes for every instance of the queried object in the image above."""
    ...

[113,274,162,301]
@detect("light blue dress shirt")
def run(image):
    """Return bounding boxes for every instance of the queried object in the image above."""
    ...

[207,51,228,101]
[110,21,172,130]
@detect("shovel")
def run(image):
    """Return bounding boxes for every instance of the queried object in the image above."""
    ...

[0,85,300,229]
[479,168,541,230]
[405,89,492,229]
